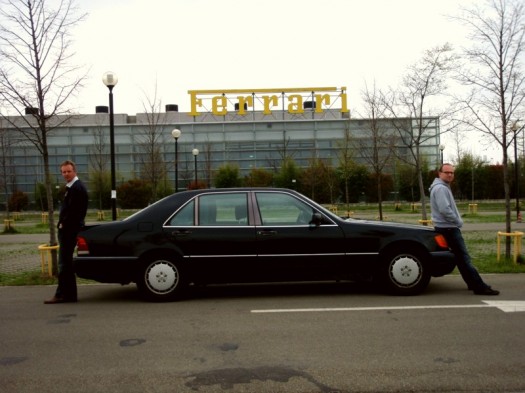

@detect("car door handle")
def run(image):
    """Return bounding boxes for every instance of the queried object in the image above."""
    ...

[172,229,192,236]
[257,230,277,236]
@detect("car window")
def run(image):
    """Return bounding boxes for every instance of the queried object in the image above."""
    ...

[167,199,195,226]
[198,193,249,226]
[255,192,314,225]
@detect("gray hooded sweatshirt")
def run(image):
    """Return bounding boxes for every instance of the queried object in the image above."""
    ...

[429,178,463,228]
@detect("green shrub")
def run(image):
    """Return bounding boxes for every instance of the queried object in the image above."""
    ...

[8,190,29,211]
[117,179,152,209]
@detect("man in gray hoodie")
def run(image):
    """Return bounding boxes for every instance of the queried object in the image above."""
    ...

[429,163,499,295]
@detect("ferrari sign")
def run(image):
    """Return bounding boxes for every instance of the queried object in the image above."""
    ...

[188,87,348,117]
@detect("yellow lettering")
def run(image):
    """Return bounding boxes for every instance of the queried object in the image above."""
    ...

[189,91,203,116]
[188,87,348,117]
[212,96,227,115]
[263,95,279,115]
[288,94,304,113]
[236,95,253,115]
[315,94,330,113]
[340,90,349,113]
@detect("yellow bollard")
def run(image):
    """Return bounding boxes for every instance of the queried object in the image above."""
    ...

[97,211,105,220]
[328,205,338,214]
[418,219,433,226]
[468,204,478,214]
[38,244,59,277]
[4,219,14,230]
[41,212,48,224]
[497,231,524,264]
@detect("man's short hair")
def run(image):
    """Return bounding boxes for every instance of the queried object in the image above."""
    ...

[438,163,453,172]
[60,160,77,171]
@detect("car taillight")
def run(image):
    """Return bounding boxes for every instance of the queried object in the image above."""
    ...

[76,236,89,255]
[434,234,449,249]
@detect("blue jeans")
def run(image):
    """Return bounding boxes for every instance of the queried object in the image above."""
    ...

[434,227,489,291]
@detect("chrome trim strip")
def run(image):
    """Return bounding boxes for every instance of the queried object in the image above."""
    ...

[74,256,139,261]
[258,253,345,257]
[76,252,379,260]
[186,254,257,258]
[186,252,379,258]
[164,224,340,229]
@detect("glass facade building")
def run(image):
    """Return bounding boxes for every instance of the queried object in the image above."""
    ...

[1,105,441,206]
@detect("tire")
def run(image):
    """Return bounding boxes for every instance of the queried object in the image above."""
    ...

[380,248,430,295]
[137,258,186,302]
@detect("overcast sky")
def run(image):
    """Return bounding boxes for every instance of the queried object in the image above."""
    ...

[69,0,498,161]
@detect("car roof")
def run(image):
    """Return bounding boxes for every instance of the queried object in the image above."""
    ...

[124,188,301,222]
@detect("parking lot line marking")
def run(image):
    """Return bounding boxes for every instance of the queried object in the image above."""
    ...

[482,300,525,312]
[251,301,525,314]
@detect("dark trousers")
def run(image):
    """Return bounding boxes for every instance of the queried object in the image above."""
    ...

[55,228,78,300]
[434,227,489,291]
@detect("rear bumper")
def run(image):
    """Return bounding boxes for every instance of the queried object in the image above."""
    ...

[74,256,139,284]
[429,250,456,277]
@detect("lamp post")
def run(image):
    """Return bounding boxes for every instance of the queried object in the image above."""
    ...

[192,148,199,185]
[439,144,445,166]
[171,129,181,192]
[512,122,520,222]
[102,71,118,221]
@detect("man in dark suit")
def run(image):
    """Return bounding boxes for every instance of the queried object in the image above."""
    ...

[45,160,88,304]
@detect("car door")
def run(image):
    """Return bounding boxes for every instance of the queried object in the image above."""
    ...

[164,191,257,283]
[253,191,347,281]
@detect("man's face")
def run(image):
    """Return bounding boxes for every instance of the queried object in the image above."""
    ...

[61,164,77,183]
[439,164,455,184]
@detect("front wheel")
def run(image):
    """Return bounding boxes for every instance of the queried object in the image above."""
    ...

[137,258,186,302]
[380,249,430,295]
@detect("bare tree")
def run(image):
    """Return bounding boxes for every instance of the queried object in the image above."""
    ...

[300,155,326,201]
[357,81,396,220]
[137,84,169,202]
[386,44,457,221]
[0,122,16,220]
[0,0,87,254]
[264,133,297,176]
[88,118,110,211]
[452,0,525,258]
[201,141,213,188]
[336,122,355,214]
[450,126,467,164]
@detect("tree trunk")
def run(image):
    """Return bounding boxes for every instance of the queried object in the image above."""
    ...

[41,122,58,274]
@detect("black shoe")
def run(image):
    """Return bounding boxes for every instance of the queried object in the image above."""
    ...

[44,296,66,304]
[44,296,77,304]
[473,287,500,296]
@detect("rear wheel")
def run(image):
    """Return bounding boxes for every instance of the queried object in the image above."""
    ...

[380,248,430,295]
[137,258,186,301]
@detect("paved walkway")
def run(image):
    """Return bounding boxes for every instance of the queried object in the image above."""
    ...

[0,233,51,274]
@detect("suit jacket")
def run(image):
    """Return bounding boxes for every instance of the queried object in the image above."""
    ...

[58,179,88,230]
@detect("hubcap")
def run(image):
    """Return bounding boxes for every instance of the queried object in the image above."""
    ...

[146,261,178,294]
[390,255,421,287]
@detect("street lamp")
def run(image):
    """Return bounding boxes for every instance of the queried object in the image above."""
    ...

[192,148,199,185]
[439,144,445,166]
[512,122,520,222]
[102,71,118,221]
[171,129,181,192]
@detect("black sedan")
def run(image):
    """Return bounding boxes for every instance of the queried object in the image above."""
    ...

[74,188,456,301]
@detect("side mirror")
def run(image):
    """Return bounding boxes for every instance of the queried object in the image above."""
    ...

[309,212,323,227]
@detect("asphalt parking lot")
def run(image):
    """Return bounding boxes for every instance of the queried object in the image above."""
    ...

[1,274,524,393]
